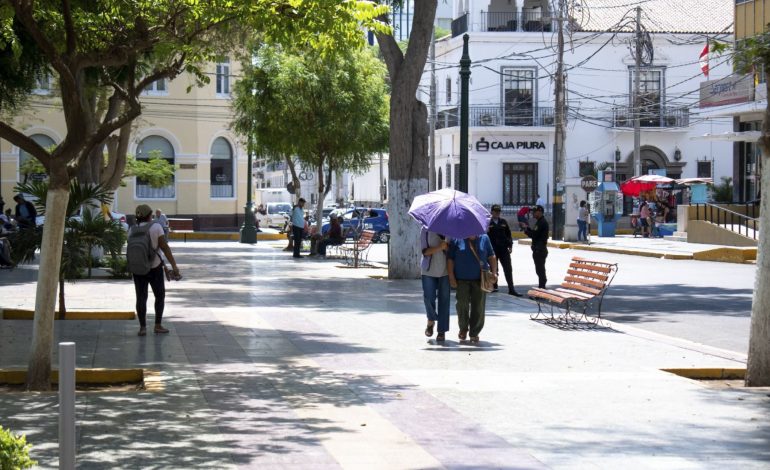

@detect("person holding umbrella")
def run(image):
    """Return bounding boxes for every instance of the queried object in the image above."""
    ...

[420,227,450,342]
[447,234,496,344]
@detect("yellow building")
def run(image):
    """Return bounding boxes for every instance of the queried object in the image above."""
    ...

[0,58,249,230]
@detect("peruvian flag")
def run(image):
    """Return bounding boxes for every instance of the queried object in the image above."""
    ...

[699,42,709,78]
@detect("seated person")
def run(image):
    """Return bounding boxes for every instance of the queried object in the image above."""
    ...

[316,214,345,257]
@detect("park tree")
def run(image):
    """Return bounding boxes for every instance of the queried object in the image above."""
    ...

[375,0,437,279]
[735,34,770,386]
[232,44,389,230]
[0,0,385,390]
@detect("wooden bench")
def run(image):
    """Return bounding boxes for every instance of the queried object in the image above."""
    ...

[339,229,376,268]
[167,218,194,242]
[528,257,618,329]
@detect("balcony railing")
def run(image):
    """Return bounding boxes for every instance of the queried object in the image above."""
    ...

[453,11,552,37]
[136,184,175,199]
[612,106,690,128]
[210,182,234,198]
[436,105,555,129]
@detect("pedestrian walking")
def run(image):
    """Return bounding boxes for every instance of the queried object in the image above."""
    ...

[420,228,450,342]
[128,204,180,336]
[520,205,549,288]
[447,234,496,344]
[12,194,37,228]
[487,204,522,296]
[577,200,589,242]
[290,198,306,258]
[155,208,170,237]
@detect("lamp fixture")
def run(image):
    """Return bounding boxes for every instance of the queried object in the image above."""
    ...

[674,147,682,161]
[615,147,621,162]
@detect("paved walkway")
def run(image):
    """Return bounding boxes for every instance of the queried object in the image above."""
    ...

[0,240,769,469]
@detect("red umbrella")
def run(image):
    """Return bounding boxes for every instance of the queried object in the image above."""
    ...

[620,175,673,196]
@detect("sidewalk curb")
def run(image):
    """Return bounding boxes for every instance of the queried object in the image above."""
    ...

[518,239,694,260]
[0,368,148,386]
[168,231,285,241]
[1,308,135,320]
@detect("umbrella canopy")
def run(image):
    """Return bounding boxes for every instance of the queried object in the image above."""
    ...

[408,188,490,239]
[620,175,675,196]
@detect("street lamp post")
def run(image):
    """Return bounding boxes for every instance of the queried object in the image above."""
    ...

[240,130,257,244]
[459,34,471,193]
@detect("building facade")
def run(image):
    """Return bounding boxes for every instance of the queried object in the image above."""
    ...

[425,0,734,212]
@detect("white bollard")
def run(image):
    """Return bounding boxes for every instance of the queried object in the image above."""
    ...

[58,342,76,470]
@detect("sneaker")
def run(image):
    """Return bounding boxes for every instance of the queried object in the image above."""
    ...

[509,290,523,297]
[154,325,169,334]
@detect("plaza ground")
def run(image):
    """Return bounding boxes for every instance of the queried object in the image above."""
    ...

[0,238,768,469]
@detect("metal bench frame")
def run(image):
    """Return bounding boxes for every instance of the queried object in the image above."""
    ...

[528,257,618,329]
[339,229,376,268]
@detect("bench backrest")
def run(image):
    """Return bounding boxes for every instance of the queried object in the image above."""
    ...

[356,230,376,248]
[561,257,617,298]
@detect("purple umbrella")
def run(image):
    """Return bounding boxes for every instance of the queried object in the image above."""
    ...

[408,188,490,239]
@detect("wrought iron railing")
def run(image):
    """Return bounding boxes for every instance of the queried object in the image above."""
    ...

[451,13,468,37]
[694,203,758,240]
[136,184,175,199]
[482,11,518,32]
[612,106,690,128]
[521,11,552,32]
[210,182,233,198]
[436,105,555,129]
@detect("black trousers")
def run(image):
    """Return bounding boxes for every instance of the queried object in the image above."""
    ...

[133,265,165,327]
[493,247,514,292]
[292,225,304,257]
[532,249,548,288]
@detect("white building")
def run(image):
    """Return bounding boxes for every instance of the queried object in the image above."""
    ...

[425,0,733,214]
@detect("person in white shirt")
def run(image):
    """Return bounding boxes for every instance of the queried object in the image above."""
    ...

[132,204,180,336]
[535,194,545,208]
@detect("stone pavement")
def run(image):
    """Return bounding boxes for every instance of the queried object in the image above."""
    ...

[0,240,769,469]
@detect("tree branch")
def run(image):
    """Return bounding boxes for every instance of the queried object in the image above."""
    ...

[375,31,403,80]
[61,0,76,55]
[398,0,437,93]
[0,121,52,169]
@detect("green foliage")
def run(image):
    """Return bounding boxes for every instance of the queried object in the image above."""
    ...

[708,176,734,203]
[18,158,46,183]
[434,26,451,39]
[125,153,176,188]
[232,43,389,181]
[107,256,132,279]
[14,180,114,217]
[734,31,770,76]
[0,425,36,469]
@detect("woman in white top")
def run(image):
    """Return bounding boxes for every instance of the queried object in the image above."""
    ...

[420,227,450,342]
[577,200,589,241]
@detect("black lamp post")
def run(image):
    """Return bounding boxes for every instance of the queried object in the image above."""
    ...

[240,129,257,244]
[459,34,471,193]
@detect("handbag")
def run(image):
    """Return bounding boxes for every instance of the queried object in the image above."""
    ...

[468,239,497,293]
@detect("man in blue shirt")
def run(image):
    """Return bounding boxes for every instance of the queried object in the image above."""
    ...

[447,234,497,344]
[290,198,306,258]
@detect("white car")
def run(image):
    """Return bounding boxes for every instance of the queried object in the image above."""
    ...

[37,207,129,231]
[257,202,292,229]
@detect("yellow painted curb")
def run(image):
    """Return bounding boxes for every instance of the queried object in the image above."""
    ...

[2,308,135,320]
[662,368,746,380]
[693,247,757,263]
[0,368,145,384]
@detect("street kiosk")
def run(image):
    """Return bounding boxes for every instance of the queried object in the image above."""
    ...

[589,170,623,237]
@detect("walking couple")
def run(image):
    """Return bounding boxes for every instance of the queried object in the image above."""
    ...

[420,227,497,344]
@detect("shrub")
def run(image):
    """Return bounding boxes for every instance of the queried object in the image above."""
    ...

[0,425,36,469]
[107,256,132,279]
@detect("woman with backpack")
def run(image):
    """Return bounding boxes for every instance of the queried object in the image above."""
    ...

[127,204,181,336]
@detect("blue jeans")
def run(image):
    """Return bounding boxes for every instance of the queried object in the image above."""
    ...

[577,219,587,241]
[422,275,450,333]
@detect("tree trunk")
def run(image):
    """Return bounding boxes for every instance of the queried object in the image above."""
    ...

[746,74,770,386]
[27,180,70,390]
[58,277,66,319]
[376,0,437,279]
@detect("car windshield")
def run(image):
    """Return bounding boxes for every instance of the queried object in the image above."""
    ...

[269,204,291,214]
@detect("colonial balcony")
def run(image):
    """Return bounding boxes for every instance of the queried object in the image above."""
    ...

[436,105,555,129]
[612,106,690,128]
[451,10,553,37]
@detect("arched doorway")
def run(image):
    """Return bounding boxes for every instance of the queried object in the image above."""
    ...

[18,133,55,183]
[210,137,234,198]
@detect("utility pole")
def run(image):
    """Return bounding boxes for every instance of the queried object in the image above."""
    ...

[459,34,471,193]
[633,6,642,177]
[429,26,437,191]
[552,0,567,240]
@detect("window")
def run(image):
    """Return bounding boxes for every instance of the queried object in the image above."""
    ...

[437,167,443,189]
[446,77,452,104]
[630,68,664,126]
[210,137,234,198]
[18,134,55,182]
[502,68,535,125]
[502,163,538,205]
[216,58,230,96]
[143,78,168,95]
[697,161,712,178]
[454,163,460,189]
[445,163,451,188]
[136,136,175,198]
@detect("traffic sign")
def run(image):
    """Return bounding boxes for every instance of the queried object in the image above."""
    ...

[581,175,598,193]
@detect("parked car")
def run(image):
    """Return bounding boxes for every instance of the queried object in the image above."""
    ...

[257,202,292,229]
[322,207,389,243]
[37,206,129,231]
